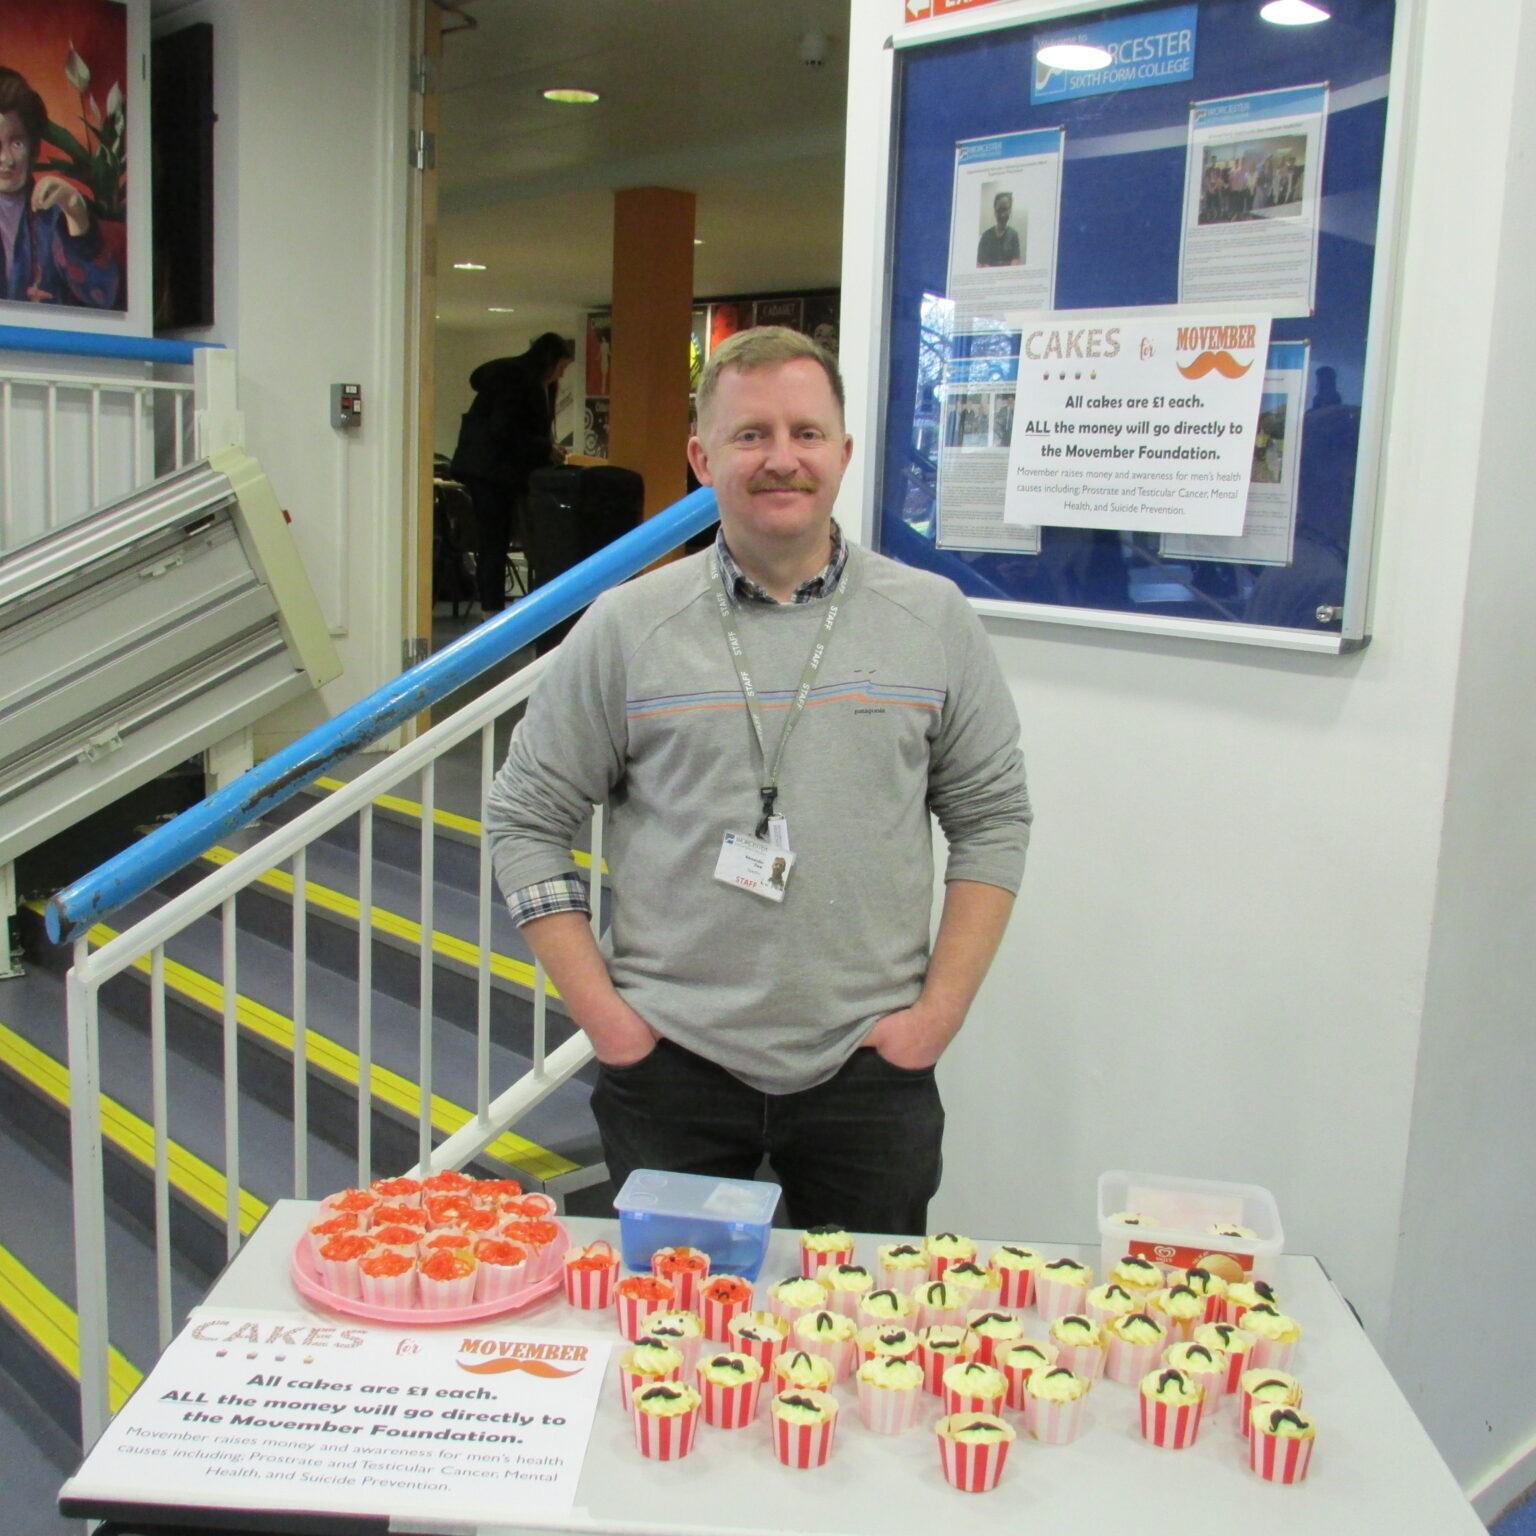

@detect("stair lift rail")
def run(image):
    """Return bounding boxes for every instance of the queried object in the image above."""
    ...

[60,486,719,1447]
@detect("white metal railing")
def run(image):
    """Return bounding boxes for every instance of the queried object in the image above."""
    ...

[0,359,197,553]
[64,644,603,1446]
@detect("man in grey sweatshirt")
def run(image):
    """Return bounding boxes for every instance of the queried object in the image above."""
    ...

[484,327,1030,1232]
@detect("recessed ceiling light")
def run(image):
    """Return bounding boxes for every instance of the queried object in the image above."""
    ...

[453,261,487,271]
[693,238,705,246]
[1036,42,1114,70]
[542,87,600,104]
[487,306,516,313]
[1259,0,1330,20]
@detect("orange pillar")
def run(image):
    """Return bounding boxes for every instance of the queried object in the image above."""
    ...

[608,187,696,519]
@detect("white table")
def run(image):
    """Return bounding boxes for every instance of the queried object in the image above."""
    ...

[68,1200,1484,1535]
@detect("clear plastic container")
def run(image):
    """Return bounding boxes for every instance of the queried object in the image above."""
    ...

[613,1170,782,1280]
[1098,1170,1283,1284]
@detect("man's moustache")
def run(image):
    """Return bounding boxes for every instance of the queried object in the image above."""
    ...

[748,478,816,493]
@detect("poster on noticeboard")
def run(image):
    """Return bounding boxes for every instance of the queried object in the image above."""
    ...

[0,0,144,329]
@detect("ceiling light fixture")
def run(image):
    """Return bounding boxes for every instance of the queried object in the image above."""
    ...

[1259,0,1330,21]
[693,238,705,246]
[453,261,486,271]
[542,87,600,104]
[1036,41,1114,70]
[487,306,516,313]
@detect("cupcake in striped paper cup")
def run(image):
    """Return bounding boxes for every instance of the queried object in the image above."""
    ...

[942,1261,999,1313]
[767,1274,829,1327]
[423,1194,477,1231]
[988,1245,1042,1310]
[965,1309,1023,1365]
[772,1348,836,1395]
[1109,1254,1165,1304]
[800,1225,855,1278]
[1086,1282,1140,1330]
[726,1310,789,1373]
[503,1192,558,1220]
[320,1188,380,1227]
[1223,1277,1281,1326]
[421,1169,475,1200]
[916,1324,977,1394]
[644,1310,706,1374]
[1035,1256,1093,1322]
[792,1308,858,1383]
[695,1350,765,1428]
[632,1381,701,1461]
[936,1413,1016,1493]
[614,1275,676,1341]
[1178,1265,1229,1324]
[1000,1339,1058,1409]
[821,1263,875,1319]
[769,1389,839,1469]
[1149,1283,1205,1344]
[370,1223,426,1260]
[471,1178,522,1209]
[473,1239,530,1302]
[1163,1340,1229,1405]
[1139,1366,1205,1449]
[699,1273,754,1341]
[1249,1403,1316,1483]
[315,1233,373,1299]
[499,1218,563,1281]
[924,1232,977,1282]
[369,1176,423,1207]
[1237,1367,1302,1439]
[877,1242,930,1295]
[1047,1314,1106,1383]
[941,1358,1008,1418]
[1023,1366,1091,1445]
[562,1240,619,1309]
[915,1279,968,1332]
[418,1250,477,1309]
[856,1324,920,1365]
[616,1336,683,1411]
[371,1202,427,1235]
[1239,1303,1302,1371]
[1195,1320,1256,1393]
[855,1355,925,1435]
[308,1212,363,1263]
[358,1249,415,1308]
[857,1287,917,1331]
[1104,1311,1168,1385]
[651,1246,710,1313]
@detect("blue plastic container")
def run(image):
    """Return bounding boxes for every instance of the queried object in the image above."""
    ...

[613,1170,782,1280]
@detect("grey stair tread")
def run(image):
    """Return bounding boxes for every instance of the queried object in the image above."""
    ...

[0,1363,86,1535]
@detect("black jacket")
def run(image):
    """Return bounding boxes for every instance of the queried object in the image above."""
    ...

[450,353,554,492]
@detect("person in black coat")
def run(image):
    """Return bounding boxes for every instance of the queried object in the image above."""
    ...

[451,331,575,613]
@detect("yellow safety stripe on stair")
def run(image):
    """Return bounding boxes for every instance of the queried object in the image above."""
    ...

[0,1242,143,1411]
[84,921,580,1183]
[201,845,553,995]
[310,776,605,872]
[0,1019,266,1237]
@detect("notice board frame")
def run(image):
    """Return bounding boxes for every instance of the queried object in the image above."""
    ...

[872,0,1416,654]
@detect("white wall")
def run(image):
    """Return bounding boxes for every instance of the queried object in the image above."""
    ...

[841,0,1532,1504]
[154,0,412,743]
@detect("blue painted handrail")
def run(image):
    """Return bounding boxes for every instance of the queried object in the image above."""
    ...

[0,324,216,366]
[47,486,720,944]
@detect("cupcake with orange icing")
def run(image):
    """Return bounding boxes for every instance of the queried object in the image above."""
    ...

[562,1239,619,1309]
[651,1246,710,1312]
[473,1238,529,1302]
[418,1248,477,1308]
[420,1170,475,1199]
[307,1212,363,1262]
[699,1273,754,1340]
[316,1233,373,1298]
[358,1248,415,1308]
[614,1274,676,1341]
[369,1175,422,1206]
[320,1188,380,1227]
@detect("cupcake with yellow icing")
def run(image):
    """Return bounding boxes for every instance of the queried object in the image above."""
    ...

[1223,1277,1281,1327]
[773,1347,836,1393]
[924,1231,977,1281]
[942,1260,1000,1311]
[936,1412,1017,1492]
[856,1287,917,1329]
[1237,1367,1303,1439]
[1238,1303,1302,1370]
[1104,1311,1168,1385]
[1000,1339,1058,1409]
[1023,1366,1092,1445]
[792,1308,858,1383]
[800,1225,854,1278]
[1035,1256,1094,1322]
[941,1358,1008,1417]
[1086,1282,1140,1328]
[643,1309,705,1373]
[989,1244,1042,1309]
[1148,1283,1205,1344]
[1047,1313,1106,1383]
[1195,1320,1256,1393]
[821,1262,875,1319]
[631,1381,701,1461]
[768,1274,830,1327]
[616,1335,684,1410]
[856,1354,926,1435]
[770,1389,839,1469]
[876,1241,930,1295]
[915,1323,977,1394]
[726,1309,789,1373]
[915,1278,968,1331]
[1138,1366,1205,1449]
[966,1309,1024,1365]
[1249,1403,1316,1483]
[1178,1265,1229,1324]
[856,1324,919,1363]
[1163,1340,1228,1403]
[694,1350,764,1429]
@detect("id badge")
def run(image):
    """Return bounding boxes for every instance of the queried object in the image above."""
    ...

[713,829,795,902]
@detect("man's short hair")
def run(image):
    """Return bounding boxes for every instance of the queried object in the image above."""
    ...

[994,191,1012,211]
[0,68,49,161]
[696,326,845,427]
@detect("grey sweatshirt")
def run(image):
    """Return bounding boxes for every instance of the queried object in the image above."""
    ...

[485,542,1031,1093]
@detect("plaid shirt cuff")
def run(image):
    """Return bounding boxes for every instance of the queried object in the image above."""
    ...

[506,874,591,927]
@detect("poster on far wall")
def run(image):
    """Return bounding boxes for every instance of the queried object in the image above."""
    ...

[0,0,129,314]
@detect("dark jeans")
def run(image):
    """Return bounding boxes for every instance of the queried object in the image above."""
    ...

[591,1038,944,1236]
[461,476,521,613]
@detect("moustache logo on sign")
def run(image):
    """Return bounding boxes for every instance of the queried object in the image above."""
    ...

[1176,351,1254,380]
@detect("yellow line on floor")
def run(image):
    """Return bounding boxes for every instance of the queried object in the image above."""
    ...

[0,1019,266,1236]
[201,845,553,995]
[310,776,605,873]
[0,1242,143,1411]
[84,921,580,1182]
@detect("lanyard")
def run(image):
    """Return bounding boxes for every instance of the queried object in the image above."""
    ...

[710,554,851,837]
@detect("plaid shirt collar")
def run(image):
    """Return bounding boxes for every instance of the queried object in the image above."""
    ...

[714,520,847,606]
